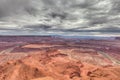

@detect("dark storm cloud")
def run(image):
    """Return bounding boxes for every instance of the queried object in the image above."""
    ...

[24,24,53,31]
[88,16,108,26]
[0,27,15,30]
[26,0,120,34]
[24,6,37,16]
[48,12,67,20]
[22,23,120,33]
[0,0,120,35]
[0,0,37,18]
[110,0,120,13]
[72,0,97,9]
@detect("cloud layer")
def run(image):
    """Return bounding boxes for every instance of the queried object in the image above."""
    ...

[0,0,120,36]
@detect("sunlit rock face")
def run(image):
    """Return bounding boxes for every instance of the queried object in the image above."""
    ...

[0,36,120,80]
[0,0,120,36]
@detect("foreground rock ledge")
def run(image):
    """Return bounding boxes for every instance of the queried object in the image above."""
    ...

[0,51,120,80]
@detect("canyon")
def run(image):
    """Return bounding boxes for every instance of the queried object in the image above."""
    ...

[0,36,120,80]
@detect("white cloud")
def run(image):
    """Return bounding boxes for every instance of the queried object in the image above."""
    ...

[0,0,120,36]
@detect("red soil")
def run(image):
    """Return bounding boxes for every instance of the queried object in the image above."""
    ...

[0,49,120,80]
[0,36,120,80]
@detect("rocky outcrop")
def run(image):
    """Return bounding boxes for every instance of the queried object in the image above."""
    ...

[0,51,120,80]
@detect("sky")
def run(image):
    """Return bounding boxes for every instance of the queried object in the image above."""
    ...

[0,0,120,36]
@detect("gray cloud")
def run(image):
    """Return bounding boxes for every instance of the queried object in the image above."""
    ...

[0,0,38,18]
[0,0,120,36]
[24,24,53,31]
[110,0,120,13]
